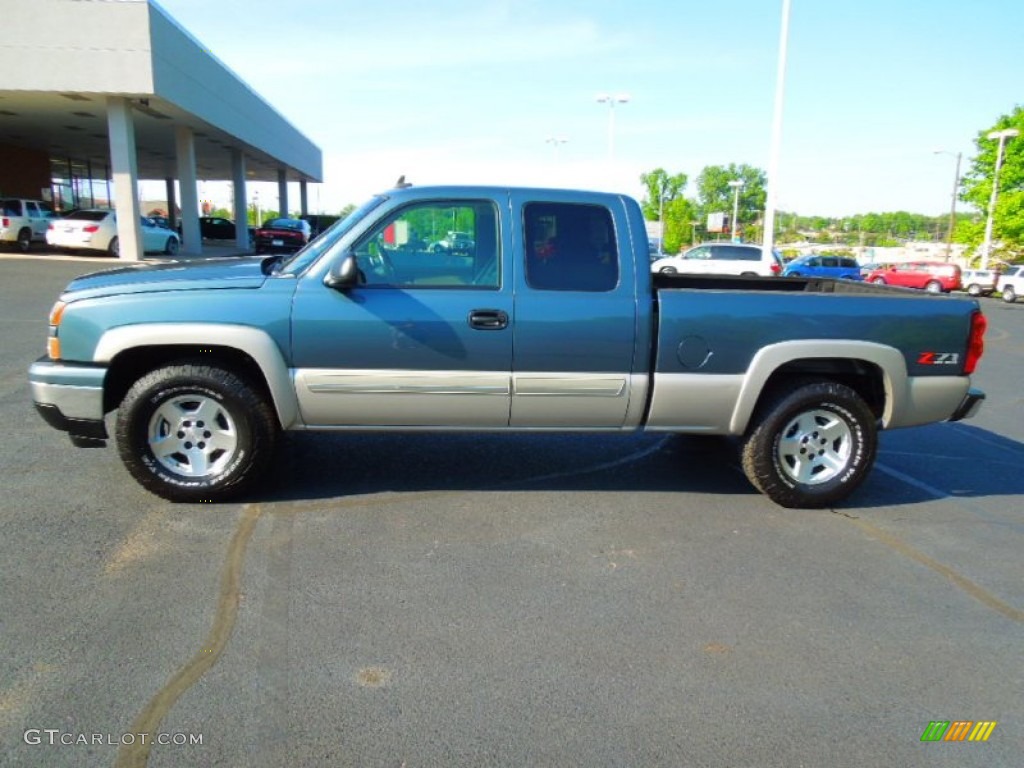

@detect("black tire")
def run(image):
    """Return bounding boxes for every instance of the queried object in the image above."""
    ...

[1003,285,1017,303]
[741,380,877,508]
[108,236,119,257]
[872,277,886,285]
[164,236,179,256]
[659,266,677,274]
[967,284,981,297]
[115,363,278,502]
[17,228,32,253]
[924,280,942,294]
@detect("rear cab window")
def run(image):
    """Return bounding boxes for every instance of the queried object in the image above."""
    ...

[523,202,619,292]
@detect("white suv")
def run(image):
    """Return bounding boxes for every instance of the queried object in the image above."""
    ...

[1,198,59,253]
[651,243,783,277]
[996,265,1024,303]
[960,269,997,297]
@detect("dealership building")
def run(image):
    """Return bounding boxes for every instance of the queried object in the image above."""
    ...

[0,0,322,259]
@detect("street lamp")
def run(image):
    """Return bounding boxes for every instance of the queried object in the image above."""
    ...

[658,178,668,256]
[545,136,568,161]
[933,149,962,262]
[761,0,792,259]
[980,128,1020,270]
[595,93,630,162]
[728,180,745,242]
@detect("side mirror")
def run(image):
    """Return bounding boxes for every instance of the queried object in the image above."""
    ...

[324,253,360,290]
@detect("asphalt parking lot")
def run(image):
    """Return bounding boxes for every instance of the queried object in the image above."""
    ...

[1,253,1021,767]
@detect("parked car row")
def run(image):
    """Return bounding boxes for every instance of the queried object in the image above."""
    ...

[648,247,1024,301]
[3,204,316,256]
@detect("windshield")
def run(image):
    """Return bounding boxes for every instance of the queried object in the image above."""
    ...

[278,194,388,275]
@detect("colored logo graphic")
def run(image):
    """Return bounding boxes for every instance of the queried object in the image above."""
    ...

[921,721,997,742]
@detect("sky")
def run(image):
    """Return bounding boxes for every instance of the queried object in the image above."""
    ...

[153,0,1024,218]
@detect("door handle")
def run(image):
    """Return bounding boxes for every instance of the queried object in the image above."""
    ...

[468,309,508,330]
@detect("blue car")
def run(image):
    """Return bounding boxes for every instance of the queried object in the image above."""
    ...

[782,254,863,280]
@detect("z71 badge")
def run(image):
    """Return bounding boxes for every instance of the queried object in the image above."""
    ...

[917,351,960,365]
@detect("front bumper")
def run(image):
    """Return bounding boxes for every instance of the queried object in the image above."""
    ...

[28,358,108,442]
[948,387,986,422]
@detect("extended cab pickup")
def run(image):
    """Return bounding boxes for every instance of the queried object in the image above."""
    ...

[29,186,987,508]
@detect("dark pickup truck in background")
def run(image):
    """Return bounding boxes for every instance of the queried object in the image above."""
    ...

[29,185,986,508]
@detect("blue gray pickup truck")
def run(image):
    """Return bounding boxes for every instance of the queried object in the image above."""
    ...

[29,185,987,508]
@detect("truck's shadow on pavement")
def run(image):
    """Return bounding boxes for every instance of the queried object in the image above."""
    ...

[258,422,1024,510]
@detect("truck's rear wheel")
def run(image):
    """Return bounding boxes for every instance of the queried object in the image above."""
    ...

[741,380,876,508]
[1003,285,1017,303]
[115,363,278,502]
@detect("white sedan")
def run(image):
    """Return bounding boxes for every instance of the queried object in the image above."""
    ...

[46,209,180,256]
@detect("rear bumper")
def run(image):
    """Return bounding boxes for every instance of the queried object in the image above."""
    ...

[948,387,986,422]
[28,358,108,441]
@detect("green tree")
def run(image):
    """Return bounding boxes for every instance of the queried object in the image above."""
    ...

[694,164,767,239]
[639,169,694,252]
[959,105,1024,260]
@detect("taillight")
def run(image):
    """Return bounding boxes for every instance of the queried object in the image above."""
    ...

[770,263,782,275]
[1,217,8,227]
[47,222,55,230]
[83,225,99,233]
[964,310,987,374]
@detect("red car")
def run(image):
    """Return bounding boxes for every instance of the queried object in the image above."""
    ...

[865,261,961,293]
[254,217,312,254]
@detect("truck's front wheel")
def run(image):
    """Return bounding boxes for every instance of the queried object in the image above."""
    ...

[741,380,876,508]
[115,363,278,502]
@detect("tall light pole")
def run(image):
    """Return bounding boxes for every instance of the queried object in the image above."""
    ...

[980,128,1020,270]
[761,0,792,259]
[728,179,745,242]
[933,149,962,262]
[595,93,630,162]
[658,177,668,256]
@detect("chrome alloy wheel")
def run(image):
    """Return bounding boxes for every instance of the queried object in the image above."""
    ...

[776,408,853,486]
[147,394,238,478]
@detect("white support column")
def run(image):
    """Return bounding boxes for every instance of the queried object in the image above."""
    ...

[106,97,144,261]
[231,149,249,250]
[175,125,201,255]
[299,180,308,216]
[277,168,288,218]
